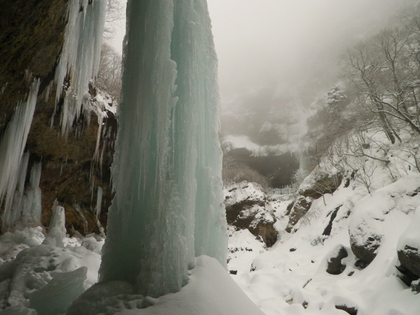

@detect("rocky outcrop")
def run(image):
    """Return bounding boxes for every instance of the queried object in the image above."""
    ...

[286,196,312,232]
[0,0,67,136]
[286,171,342,232]
[325,245,348,275]
[299,172,343,199]
[224,182,278,247]
[349,175,420,266]
[397,206,420,280]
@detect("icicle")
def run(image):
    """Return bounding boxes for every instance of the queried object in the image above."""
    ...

[28,162,43,223]
[54,0,106,135]
[0,79,40,230]
[95,187,103,218]
[2,153,30,230]
[13,160,43,230]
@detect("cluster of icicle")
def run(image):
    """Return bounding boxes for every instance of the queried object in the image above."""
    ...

[54,0,106,135]
[0,81,41,230]
[0,0,106,231]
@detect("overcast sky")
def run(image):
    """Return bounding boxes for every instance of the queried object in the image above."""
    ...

[207,0,416,109]
[109,0,416,110]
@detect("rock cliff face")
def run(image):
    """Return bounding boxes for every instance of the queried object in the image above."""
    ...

[0,1,116,235]
[0,0,66,135]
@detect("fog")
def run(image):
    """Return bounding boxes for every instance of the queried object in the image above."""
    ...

[207,0,416,114]
[108,0,417,139]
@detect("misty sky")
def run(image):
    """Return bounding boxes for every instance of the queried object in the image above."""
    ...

[109,0,416,112]
[207,0,415,110]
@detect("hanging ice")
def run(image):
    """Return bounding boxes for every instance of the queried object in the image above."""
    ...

[54,0,106,134]
[0,80,40,230]
[99,0,227,298]
[0,0,106,233]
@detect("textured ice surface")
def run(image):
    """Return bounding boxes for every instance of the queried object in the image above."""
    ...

[100,0,226,298]
[29,267,87,315]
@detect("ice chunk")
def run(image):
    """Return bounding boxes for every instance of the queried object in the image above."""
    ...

[42,201,66,248]
[29,267,87,315]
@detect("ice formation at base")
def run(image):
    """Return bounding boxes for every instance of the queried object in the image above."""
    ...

[99,0,227,298]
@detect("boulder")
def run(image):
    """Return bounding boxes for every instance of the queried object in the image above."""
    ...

[397,206,420,278]
[350,175,420,265]
[326,245,348,275]
[224,182,278,247]
[286,196,312,232]
[286,171,342,231]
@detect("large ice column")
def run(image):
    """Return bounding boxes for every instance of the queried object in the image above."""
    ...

[100,0,226,298]
[186,1,227,264]
[169,0,227,264]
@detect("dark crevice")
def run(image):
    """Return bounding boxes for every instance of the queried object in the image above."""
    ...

[322,204,342,236]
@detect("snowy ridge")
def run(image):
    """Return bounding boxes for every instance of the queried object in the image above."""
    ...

[226,130,420,314]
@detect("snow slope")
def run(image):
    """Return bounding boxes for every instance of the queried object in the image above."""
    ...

[226,131,420,315]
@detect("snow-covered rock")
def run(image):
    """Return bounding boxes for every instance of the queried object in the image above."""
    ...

[224,182,278,247]
[349,174,420,264]
[397,206,420,278]
[286,170,342,232]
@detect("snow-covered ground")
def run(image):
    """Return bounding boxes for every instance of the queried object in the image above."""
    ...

[225,132,420,314]
[2,131,420,314]
[227,186,420,315]
[1,179,420,314]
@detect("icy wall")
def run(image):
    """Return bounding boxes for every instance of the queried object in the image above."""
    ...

[100,0,227,297]
[0,0,110,233]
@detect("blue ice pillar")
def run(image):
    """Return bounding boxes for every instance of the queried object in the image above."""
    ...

[172,1,227,265]
[100,0,226,298]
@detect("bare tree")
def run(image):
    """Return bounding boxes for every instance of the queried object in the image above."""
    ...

[344,21,420,142]
[103,0,125,40]
[96,43,122,103]
[345,39,401,144]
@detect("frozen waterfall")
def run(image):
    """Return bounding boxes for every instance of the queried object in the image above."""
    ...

[99,0,227,298]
